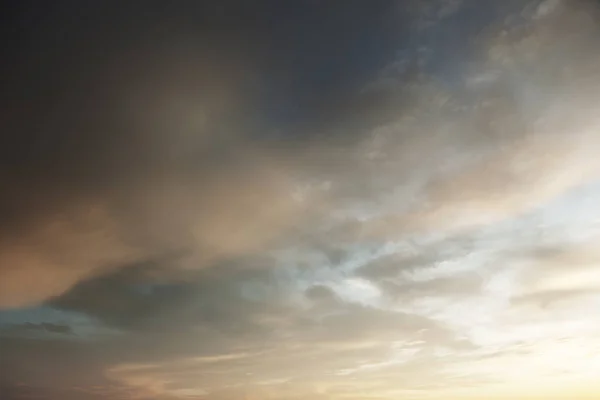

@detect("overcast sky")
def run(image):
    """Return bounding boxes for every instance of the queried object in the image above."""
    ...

[2,1,600,399]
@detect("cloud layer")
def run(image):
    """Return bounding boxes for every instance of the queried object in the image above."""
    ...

[2,0,600,399]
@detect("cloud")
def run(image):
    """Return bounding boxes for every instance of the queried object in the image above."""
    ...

[1,322,73,336]
[3,1,600,400]
[0,0,411,309]
[0,13,306,309]
[0,109,316,308]
[2,0,599,311]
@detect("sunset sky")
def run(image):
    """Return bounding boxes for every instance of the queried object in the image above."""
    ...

[2,1,600,399]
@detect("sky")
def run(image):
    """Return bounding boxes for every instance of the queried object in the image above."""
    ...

[2,0,600,399]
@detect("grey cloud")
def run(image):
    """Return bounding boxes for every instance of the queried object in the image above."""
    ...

[355,253,431,281]
[90,257,477,397]
[34,260,463,398]
[49,258,455,345]
[1,322,73,337]
[305,284,340,305]
[30,322,72,335]
[1,1,403,308]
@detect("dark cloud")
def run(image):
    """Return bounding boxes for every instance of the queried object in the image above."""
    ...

[1,322,73,336]
[0,0,411,309]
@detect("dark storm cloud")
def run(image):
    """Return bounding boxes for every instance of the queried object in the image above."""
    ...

[0,0,405,308]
